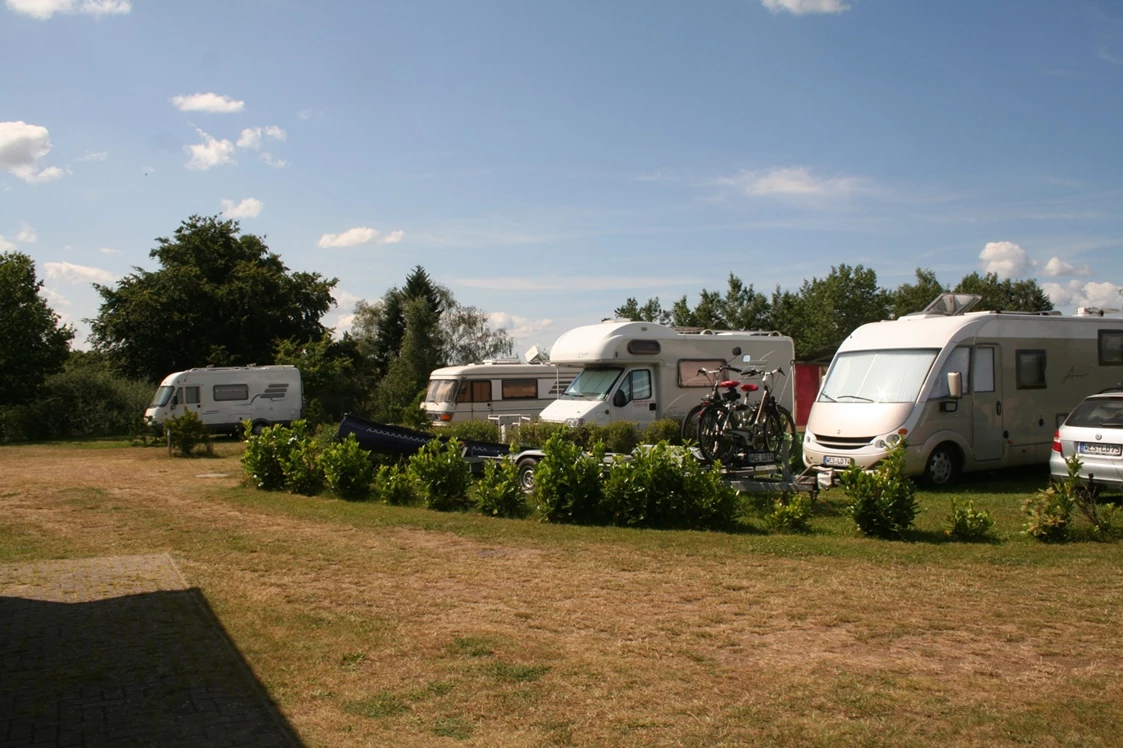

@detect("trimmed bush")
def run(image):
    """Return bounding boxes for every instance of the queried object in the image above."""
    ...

[839,441,919,539]
[640,418,682,447]
[768,493,813,534]
[507,420,570,449]
[241,419,315,492]
[282,436,324,495]
[946,498,995,542]
[472,459,527,519]
[409,438,472,511]
[373,464,422,506]
[535,432,606,525]
[320,434,374,500]
[442,419,501,445]
[165,409,212,456]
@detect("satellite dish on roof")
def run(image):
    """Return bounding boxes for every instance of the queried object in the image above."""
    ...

[524,345,550,363]
[1076,307,1120,317]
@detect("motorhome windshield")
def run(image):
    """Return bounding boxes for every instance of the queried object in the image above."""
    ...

[425,379,459,404]
[150,385,174,408]
[819,349,939,404]
[564,367,623,400]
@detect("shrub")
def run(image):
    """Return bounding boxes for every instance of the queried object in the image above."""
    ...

[282,435,324,495]
[1024,454,1121,543]
[409,438,472,511]
[373,464,422,506]
[598,421,641,455]
[241,419,317,492]
[839,441,919,539]
[472,459,527,519]
[535,432,606,525]
[1062,455,1123,542]
[768,493,813,534]
[1023,486,1073,543]
[946,498,995,542]
[442,419,501,445]
[640,418,682,447]
[320,434,374,500]
[165,409,212,456]
[508,420,571,449]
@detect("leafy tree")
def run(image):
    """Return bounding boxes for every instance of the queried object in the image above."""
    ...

[718,274,771,331]
[90,215,336,381]
[0,251,73,406]
[372,298,442,423]
[889,268,946,319]
[612,297,667,323]
[274,334,367,423]
[953,272,1052,313]
[440,294,514,365]
[774,264,888,359]
[616,274,770,331]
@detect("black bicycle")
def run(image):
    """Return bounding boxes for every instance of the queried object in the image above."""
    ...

[696,366,796,468]
[680,363,745,444]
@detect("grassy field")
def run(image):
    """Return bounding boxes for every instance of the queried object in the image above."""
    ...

[1,440,1121,747]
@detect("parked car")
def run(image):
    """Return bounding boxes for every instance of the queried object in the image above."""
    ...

[1050,392,1123,489]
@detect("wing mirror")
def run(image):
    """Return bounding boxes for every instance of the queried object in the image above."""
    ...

[947,371,963,399]
[612,390,628,408]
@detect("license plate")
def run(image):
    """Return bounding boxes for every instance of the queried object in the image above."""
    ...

[1078,442,1122,457]
[823,455,852,467]
[747,451,775,464]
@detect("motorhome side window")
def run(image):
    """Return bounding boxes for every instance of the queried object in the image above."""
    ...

[677,360,726,387]
[501,380,537,400]
[1099,330,1123,365]
[973,347,995,392]
[213,384,249,401]
[457,381,492,403]
[930,347,970,398]
[184,386,201,405]
[619,370,652,403]
[1016,350,1047,389]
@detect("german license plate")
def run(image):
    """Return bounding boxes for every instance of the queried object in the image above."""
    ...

[823,455,852,467]
[1078,442,1122,457]
[747,451,775,464]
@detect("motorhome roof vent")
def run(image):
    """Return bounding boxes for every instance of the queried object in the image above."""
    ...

[524,345,550,364]
[482,358,521,365]
[1076,306,1120,317]
[912,293,982,317]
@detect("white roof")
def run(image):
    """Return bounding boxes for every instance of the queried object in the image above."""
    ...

[550,320,784,363]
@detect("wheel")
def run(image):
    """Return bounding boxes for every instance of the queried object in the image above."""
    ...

[923,444,960,486]
[681,403,706,444]
[516,457,539,494]
[763,406,797,464]
[250,420,269,436]
[698,404,735,464]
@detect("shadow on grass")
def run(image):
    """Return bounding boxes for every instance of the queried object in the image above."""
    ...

[0,589,302,747]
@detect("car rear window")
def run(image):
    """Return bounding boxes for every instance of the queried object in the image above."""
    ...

[1065,398,1123,428]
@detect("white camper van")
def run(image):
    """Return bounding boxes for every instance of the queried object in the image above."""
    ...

[423,360,580,426]
[539,321,795,427]
[145,365,303,434]
[803,294,1123,486]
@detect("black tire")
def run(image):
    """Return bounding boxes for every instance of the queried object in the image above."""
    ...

[763,406,797,463]
[516,457,539,495]
[681,403,707,444]
[923,444,960,487]
[698,404,735,464]
[250,419,269,436]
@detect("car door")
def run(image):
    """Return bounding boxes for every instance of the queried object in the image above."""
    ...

[610,368,657,426]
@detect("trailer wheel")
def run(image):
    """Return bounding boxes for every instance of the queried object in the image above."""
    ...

[923,444,960,487]
[250,419,270,436]
[516,457,539,494]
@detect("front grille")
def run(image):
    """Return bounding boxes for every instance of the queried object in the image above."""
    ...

[812,434,874,450]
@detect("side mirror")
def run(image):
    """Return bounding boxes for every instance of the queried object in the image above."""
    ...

[732,347,742,356]
[612,390,628,408]
[947,371,963,399]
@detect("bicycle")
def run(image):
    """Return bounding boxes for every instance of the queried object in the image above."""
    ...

[679,363,745,445]
[696,366,796,469]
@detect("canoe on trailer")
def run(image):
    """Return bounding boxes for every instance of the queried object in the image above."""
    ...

[338,413,511,458]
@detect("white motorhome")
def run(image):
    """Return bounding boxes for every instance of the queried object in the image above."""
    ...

[539,321,795,427]
[422,360,581,426]
[803,294,1123,486]
[145,365,303,434]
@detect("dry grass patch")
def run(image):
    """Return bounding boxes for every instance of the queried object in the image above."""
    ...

[1,441,1122,746]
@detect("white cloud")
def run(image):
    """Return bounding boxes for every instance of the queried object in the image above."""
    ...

[761,0,849,14]
[6,0,130,19]
[44,260,115,285]
[259,152,287,168]
[38,286,70,307]
[297,109,314,120]
[979,241,1028,279]
[264,125,286,141]
[716,166,866,198]
[170,92,245,114]
[220,197,263,218]
[99,247,120,254]
[0,121,65,184]
[488,312,554,341]
[236,127,263,150]
[0,235,13,251]
[76,151,108,162]
[455,275,692,291]
[1042,256,1092,278]
[317,227,405,248]
[184,128,235,170]
[17,223,36,243]
[1043,280,1122,310]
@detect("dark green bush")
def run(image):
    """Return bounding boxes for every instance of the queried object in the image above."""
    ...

[597,421,640,455]
[768,493,813,534]
[839,441,919,539]
[373,464,422,506]
[282,434,324,495]
[442,419,500,445]
[241,420,313,491]
[640,418,682,446]
[604,443,733,529]
[320,434,374,500]
[535,432,606,525]
[946,498,995,542]
[507,420,570,449]
[409,438,472,511]
[472,459,527,519]
[165,409,212,456]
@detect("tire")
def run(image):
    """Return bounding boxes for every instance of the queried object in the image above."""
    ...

[681,403,707,444]
[516,457,539,495]
[250,419,269,436]
[763,406,797,464]
[923,444,960,487]
[698,404,735,464]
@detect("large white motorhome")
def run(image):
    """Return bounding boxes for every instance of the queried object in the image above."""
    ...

[539,321,795,427]
[803,294,1123,486]
[422,360,581,426]
[145,365,303,434]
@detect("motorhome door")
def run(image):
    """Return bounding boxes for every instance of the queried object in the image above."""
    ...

[610,368,657,425]
[458,379,493,418]
[972,345,1004,461]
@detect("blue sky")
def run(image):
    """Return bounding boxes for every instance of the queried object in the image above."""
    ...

[3,0,1122,356]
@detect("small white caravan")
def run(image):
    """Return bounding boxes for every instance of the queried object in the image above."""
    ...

[422,359,581,426]
[803,294,1123,486]
[539,321,796,427]
[145,365,303,434]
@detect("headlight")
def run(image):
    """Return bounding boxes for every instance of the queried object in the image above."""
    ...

[875,432,904,450]
[565,418,584,427]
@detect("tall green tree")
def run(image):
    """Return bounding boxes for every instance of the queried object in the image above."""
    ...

[612,297,667,323]
[774,264,888,358]
[953,272,1053,312]
[889,268,947,319]
[372,298,443,424]
[0,252,74,407]
[90,215,337,381]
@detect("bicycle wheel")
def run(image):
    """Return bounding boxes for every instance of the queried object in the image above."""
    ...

[680,402,707,444]
[763,405,798,464]
[698,404,735,464]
